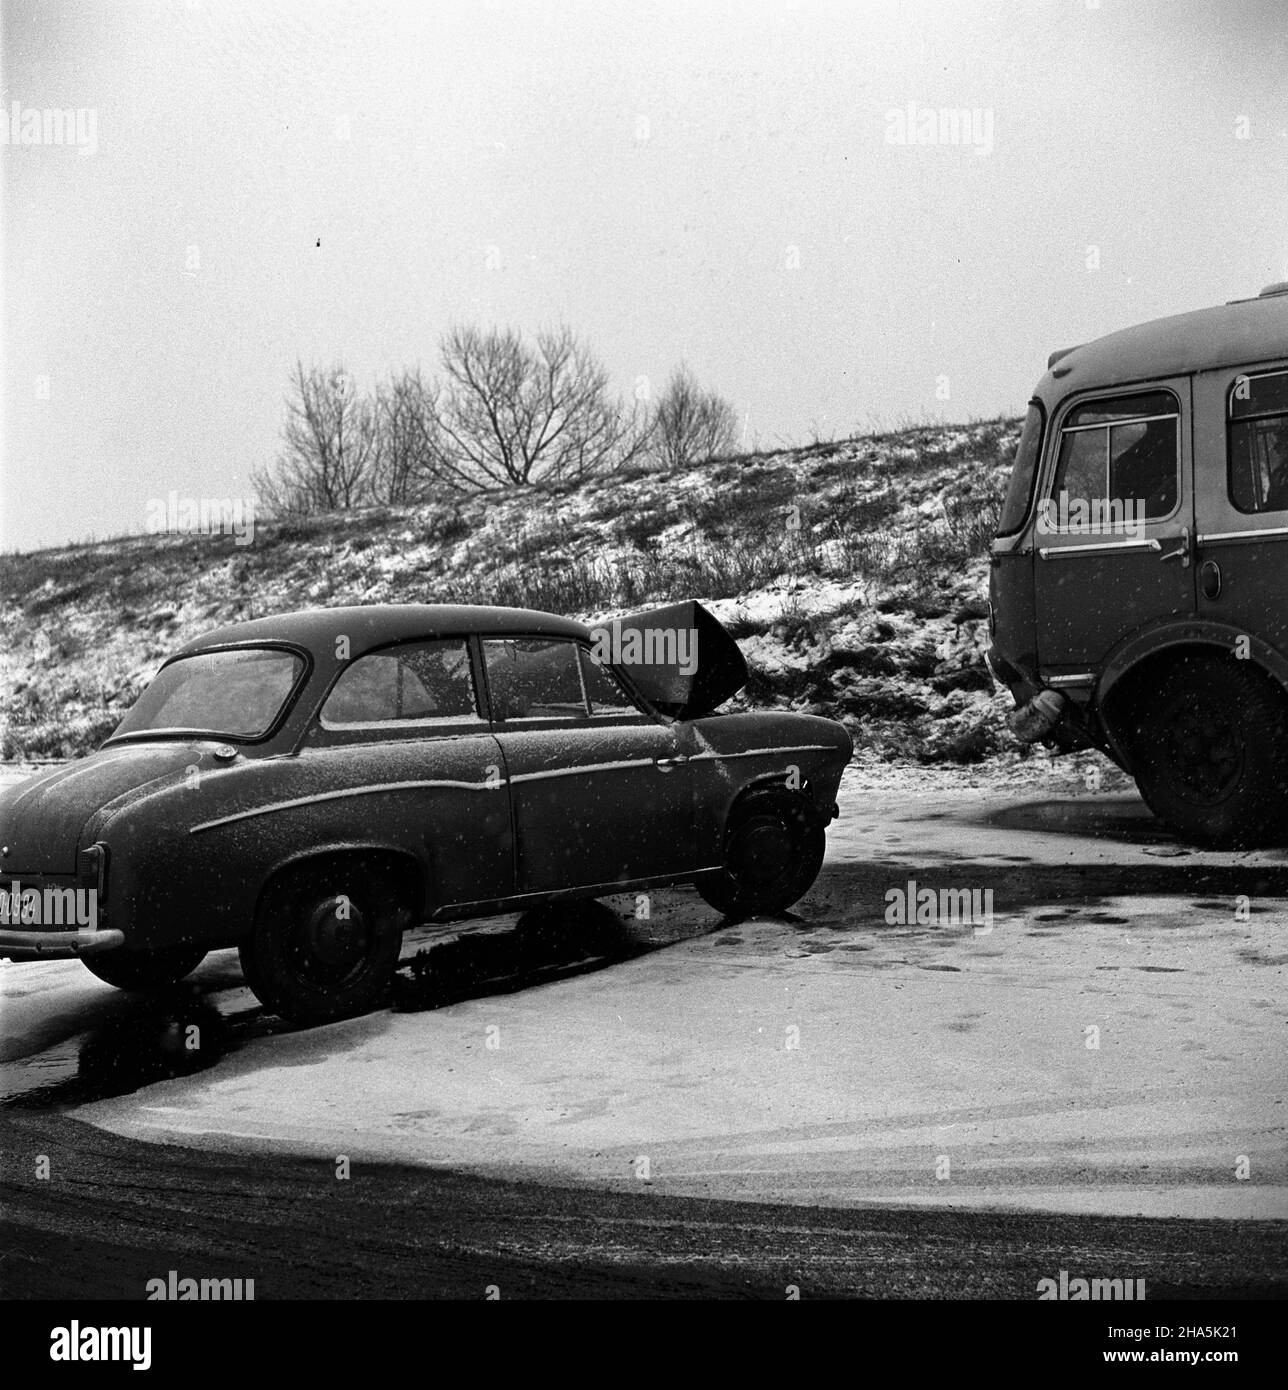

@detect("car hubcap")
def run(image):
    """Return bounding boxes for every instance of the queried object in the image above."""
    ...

[730,813,796,886]
[292,894,371,983]
[1160,696,1243,803]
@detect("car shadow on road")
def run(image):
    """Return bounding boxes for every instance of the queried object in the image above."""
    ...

[1,900,712,1108]
[393,899,654,1014]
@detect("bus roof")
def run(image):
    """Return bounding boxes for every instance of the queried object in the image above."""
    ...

[1034,288,1288,407]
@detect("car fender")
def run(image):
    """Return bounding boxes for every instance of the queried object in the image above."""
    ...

[687,711,851,844]
[97,779,430,951]
[250,841,427,915]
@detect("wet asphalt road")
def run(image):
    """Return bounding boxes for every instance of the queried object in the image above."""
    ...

[3,1110,1285,1300]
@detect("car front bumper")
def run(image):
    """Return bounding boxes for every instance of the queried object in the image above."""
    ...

[985,643,1039,705]
[0,927,126,959]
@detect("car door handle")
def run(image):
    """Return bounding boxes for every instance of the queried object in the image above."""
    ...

[1159,526,1191,567]
[654,755,689,770]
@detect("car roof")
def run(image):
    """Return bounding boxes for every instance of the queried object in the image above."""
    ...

[177,604,590,658]
[1034,289,1288,407]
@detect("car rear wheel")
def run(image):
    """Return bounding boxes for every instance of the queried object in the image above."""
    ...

[239,861,408,1026]
[82,945,207,991]
[695,787,826,919]
[1122,653,1288,848]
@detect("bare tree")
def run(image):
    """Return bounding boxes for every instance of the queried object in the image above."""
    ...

[653,364,738,472]
[253,361,378,515]
[431,325,651,489]
[369,367,445,505]
[255,331,656,511]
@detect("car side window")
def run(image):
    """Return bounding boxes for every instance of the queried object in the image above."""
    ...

[1228,368,1288,513]
[320,639,481,727]
[482,638,588,721]
[1050,390,1179,524]
[579,646,641,716]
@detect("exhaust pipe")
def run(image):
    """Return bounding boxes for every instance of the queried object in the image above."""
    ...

[1008,689,1067,744]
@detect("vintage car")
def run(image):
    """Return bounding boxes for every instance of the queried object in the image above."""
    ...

[989,283,1288,847]
[0,601,852,1023]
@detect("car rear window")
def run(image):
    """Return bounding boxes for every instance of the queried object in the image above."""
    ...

[114,647,304,741]
[1228,368,1288,513]
[482,638,588,720]
[996,401,1045,536]
[580,648,640,716]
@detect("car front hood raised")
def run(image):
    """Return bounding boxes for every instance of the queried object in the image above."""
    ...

[590,599,748,720]
[0,743,213,874]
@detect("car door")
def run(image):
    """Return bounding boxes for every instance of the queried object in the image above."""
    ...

[1191,363,1288,655]
[479,635,696,895]
[303,637,513,909]
[1033,380,1196,677]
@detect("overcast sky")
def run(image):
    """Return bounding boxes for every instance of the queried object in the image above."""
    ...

[2,0,1285,552]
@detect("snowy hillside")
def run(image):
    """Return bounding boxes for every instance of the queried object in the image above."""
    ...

[1,417,1026,769]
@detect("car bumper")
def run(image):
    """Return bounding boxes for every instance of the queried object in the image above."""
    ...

[0,927,126,959]
[985,643,1039,704]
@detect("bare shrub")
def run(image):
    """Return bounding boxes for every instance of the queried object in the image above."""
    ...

[253,361,379,515]
[370,368,446,505]
[653,365,738,472]
[431,325,651,489]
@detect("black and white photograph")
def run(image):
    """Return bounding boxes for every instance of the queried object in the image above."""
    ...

[1,0,1285,1347]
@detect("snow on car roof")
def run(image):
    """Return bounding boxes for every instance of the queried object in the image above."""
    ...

[179,604,590,657]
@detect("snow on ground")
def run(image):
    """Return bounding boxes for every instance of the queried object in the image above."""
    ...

[7,782,1283,1220]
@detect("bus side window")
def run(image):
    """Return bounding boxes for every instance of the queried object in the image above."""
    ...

[1229,369,1288,514]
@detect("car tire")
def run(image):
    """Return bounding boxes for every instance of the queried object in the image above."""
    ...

[82,946,207,991]
[695,786,826,920]
[1122,653,1288,848]
[240,860,408,1026]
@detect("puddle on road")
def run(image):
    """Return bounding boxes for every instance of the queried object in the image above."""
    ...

[1,986,259,1110]
[986,796,1163,843]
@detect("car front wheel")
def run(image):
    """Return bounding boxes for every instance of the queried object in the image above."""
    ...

[1123,654,1288,848]
[695,787,826,920]
[239,861,408,1026]
[82,945,207,991]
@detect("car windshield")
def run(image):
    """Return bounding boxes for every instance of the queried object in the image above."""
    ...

[112,647,305,741]
[997,401,1045,535]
